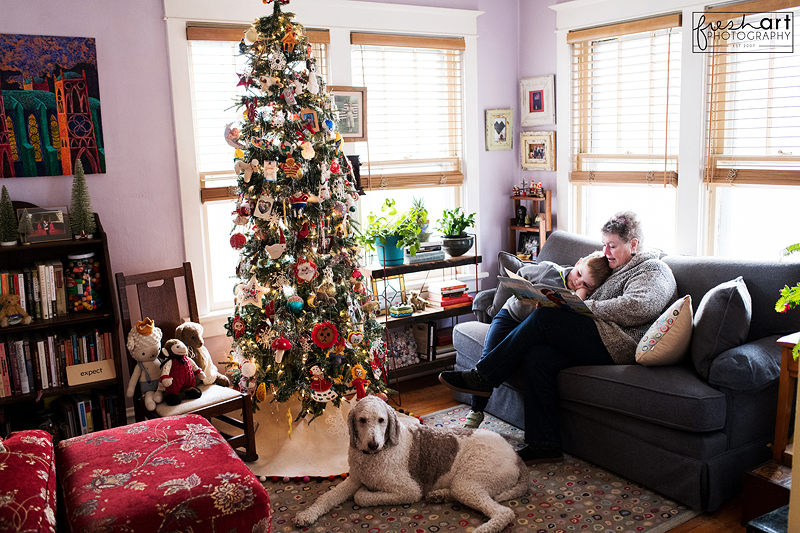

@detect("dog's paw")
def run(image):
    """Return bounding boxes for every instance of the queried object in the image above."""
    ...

[353,489,373,507]
[426,489,450,503]
[295,510,316,526]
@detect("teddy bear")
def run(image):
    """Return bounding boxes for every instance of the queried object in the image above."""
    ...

[159,338,206,406]
[0,294,33,328]
[174,321,230,387]
[125,317,165,411]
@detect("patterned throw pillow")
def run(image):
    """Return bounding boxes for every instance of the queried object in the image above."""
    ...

[636,295,693,366]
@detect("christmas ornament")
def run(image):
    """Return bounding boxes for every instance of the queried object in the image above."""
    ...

[258,74,277,93]
[250,138,268,149]
[289,191,309,217]
[307,60,320,95]
[271,111,285,128]
[311,321,338,349]
[224,123,244,149]
[309,365,337,402]
[272,337,292,362]
[327,338,346,365]
[330,160,341,174]
[256,382,267,402]
[264,301,275,321]
[240,275,269,308]
[269,49,287,71]
[239,360,258,395]
[334,132,344,154]
[332,202,346,219]
[254,194,276,221]
[279,141,294,156]
[318,180,331,201]
[346,331,363,347]
[281,87,297,107]
[266,232,287,259]
[293,257,317,283]
[300,141,315,160]
[287,295,304,313]
[295,220,310,239]
[234,159,259,183]
[230,233,247,249]
[231,316,246,338]
[263,161,278,181]
[349,364,370,400]
[281,25,298,52]
[280,156,302,179]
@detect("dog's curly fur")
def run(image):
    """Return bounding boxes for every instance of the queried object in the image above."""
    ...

[295,396,529,533]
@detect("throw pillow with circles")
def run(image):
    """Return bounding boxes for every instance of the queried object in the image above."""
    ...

[635,295,693,366]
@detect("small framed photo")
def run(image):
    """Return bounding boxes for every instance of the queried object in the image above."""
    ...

[518,233,539,258]
[17,206,72,243]
[299,107,319,133]
[485,108,513,151]
[520,75,555,127]
[521,131,556,171]
[328,86,367,141]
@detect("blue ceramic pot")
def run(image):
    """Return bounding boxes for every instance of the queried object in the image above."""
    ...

[375,236,404,266]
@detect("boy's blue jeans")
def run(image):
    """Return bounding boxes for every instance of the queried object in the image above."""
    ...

[471,307,613,447]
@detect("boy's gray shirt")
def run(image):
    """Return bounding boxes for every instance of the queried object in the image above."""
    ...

[503,261,573,322]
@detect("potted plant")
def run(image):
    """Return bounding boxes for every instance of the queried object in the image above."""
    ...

[436,207,476,257]
[412,196,431,242]
[359,199,424,266]
[776,243,800,359]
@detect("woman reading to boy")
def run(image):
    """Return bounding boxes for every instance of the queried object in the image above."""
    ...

[439,211,677,465]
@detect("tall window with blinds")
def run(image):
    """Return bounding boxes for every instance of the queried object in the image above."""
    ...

[568,15,681,253]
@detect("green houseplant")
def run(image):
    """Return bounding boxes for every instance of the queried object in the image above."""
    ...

[436,207,476,257]
[411,196,431,242]
[776,243,800,359]
[359,199,425,265]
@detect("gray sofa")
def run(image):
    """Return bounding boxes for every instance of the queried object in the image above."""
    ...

[452,230,800,511]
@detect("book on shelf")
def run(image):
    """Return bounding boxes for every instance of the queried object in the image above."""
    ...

[29,267,42,320]
[498,267,593,316]
[5,336,22,395]
[0,340,9,398]
[22,268,35,318]
[426,279,468,295]
[411,321,436,361]
[18,334,33,395]
[429,294,473,308]
[405,250,446,264]
[32,331,49,390]
[50,259,67,317]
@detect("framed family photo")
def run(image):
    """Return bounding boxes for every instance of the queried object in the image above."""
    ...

[17,206,72,243]
[521,131,556,171]
[485,108,513,151]
[520,75,555,127]
[328,86,367,141]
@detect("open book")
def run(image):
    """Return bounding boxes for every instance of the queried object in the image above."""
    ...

[498,267,593,316]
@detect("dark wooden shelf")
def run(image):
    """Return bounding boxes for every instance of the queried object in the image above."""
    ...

[363,255,482,279]
[510,190,551,254]
[0,309,115,335]
[0,378,120,406]
[388,352,456,381]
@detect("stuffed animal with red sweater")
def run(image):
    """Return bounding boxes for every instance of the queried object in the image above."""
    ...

[159,339,206,406]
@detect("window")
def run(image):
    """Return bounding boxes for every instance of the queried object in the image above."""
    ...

[704,3,800,257]
[350,34,465,263]
[187,31,329,311]
[569,15,681,252]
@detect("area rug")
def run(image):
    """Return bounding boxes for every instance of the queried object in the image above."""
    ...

[262,404,698,533]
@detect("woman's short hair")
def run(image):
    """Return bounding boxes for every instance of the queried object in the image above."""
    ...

[601,211,643,245]
[582,251,612,287]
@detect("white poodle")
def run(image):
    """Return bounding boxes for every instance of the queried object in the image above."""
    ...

[295,396,528,533]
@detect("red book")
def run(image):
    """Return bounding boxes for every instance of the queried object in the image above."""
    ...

[430,294,473,308]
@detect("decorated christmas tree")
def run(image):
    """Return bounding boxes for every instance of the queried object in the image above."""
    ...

[0,186,17,244]
[69,160,97,237]
[225,0,388,421]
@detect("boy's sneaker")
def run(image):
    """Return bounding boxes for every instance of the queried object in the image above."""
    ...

[438,369,493,397]
[517,444,564,465]
[464,410,485,429]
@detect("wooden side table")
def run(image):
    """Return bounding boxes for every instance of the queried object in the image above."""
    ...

[773,331,800,466]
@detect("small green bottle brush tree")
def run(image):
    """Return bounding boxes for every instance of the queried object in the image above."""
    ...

[0,185,18,245]
[69,160,97,238]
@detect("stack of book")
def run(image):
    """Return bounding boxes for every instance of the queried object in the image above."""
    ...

[435,326,455,355]
[406,241,445,264]
[426,280,473,309]
[0,260,68,321]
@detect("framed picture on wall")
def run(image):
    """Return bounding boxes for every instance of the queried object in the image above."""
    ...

[521,131,556,171]
[328,86,368,141]
[485,108,513,151]
[520,75,555,126]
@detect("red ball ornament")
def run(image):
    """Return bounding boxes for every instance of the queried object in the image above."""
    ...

[230,233,247,249]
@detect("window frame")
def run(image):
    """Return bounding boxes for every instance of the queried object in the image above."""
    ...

[164,0,482,332]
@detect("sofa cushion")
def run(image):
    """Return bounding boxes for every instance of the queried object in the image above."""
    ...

[691,276,752,379]
[0,430,57,533]
[708,335,783,391]
[635,295,693,366]
[487,252,535,318]
[558,364,727,432]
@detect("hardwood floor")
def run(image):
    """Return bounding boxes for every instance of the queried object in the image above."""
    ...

[388,373,747,533]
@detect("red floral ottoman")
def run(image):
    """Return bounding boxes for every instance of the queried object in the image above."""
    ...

[0,430,57,533]
[56,414,271,532]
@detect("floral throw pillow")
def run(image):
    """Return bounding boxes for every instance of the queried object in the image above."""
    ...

[636,295,693,366]
[0,430,57,533]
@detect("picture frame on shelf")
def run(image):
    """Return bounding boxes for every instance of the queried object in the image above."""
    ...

[521,131,556,171]
[485,108,513,151]
[17,206,72,243]
[328,86,367,141]
[370,274,406,311]
[520,75,555,127]
[518,233,539,258]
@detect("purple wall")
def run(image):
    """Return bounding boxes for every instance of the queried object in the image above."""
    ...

[2,0,559,339]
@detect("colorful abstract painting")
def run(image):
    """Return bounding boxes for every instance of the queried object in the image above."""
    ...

[0,34,105,178]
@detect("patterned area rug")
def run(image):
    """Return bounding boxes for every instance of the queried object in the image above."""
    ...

[262,404,698,533]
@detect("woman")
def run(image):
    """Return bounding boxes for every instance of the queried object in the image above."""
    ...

[439,211,677,465]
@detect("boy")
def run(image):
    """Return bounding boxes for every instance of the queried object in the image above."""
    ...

[463,251,611,428]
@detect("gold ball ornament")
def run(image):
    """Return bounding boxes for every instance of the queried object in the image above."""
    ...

[326,284,336,297]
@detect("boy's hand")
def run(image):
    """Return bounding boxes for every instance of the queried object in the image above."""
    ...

[575,288,589,300]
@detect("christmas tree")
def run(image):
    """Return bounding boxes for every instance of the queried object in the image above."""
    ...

[225,0,389,421]
[17,208,33,243]
[69,160,97,237]
[0,186,17,243]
